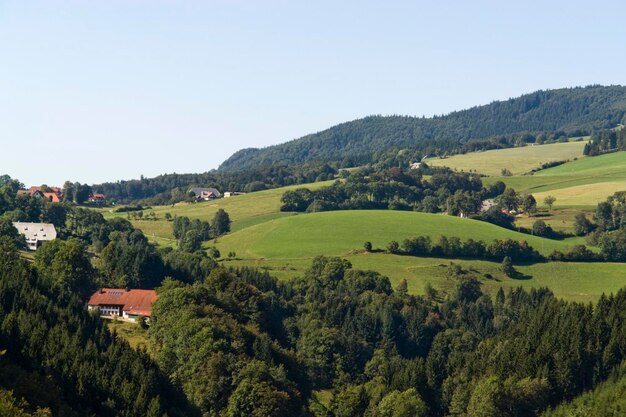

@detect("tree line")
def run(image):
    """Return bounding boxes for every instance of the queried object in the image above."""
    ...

[220,85,626,171]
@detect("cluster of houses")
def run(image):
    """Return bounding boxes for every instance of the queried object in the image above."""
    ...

[17,186,63,203]
[16,185,107,205]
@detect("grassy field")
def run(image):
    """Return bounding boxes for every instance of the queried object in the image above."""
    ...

[478,150,626,207]
[107,320,149,351]
[220,252,626,303]
[425,141,586,176]
[101,180,335,240]
[514,209,594,234]
[213,210,586,260]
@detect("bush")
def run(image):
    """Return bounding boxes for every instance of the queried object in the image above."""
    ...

[387,241,400,254]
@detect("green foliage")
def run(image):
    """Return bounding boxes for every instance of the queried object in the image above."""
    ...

[544,195,557,210]
[212,209,232,236]
[0,238,194,417]
[220,86,626,171]
[0,389,51,417]
[377,388,428,417]
[542,362,626,417]
[532,220,552,238]
[90,162,337,205]
[573,213,594,236]
[34,238,95,295]
[99,230,164,288]
[521,193,538,215]
[501,256,515,277]
[584,127,626,156]
[172,216,212,251]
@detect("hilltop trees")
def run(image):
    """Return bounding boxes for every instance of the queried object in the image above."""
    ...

[219,86,626,172]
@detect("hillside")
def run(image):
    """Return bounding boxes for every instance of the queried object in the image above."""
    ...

[542,362,626,417]
[425,141,586,176]
[219,85,626,171]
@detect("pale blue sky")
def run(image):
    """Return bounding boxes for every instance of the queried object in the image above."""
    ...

[1,0,625,186]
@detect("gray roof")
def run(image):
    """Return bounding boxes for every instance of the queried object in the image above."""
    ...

[189,187,221,197]
[12,222,57,243]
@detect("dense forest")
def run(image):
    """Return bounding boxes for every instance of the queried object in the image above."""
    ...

[220,85,626,171]
[0,237,195,416]
[147,257,626,417]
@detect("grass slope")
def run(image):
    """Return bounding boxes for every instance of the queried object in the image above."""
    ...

[425,142,585,176]
[225,253,626,303]
[479,150,626,207]
[101,180,335,241]
[213,210,626,302]
[214,210,585,260]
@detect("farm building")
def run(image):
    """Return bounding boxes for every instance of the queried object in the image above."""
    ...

[12,222,57,250]
[87,288,158,322]
[224,191,246,198]
[189,187,221,200]
[88,193,107,204]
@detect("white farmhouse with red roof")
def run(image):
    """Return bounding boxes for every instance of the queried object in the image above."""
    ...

[87,288,158,322]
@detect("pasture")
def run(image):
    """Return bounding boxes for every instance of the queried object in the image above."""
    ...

[425,141,586,176]
[101,180,335,240]
[213,210,586,260]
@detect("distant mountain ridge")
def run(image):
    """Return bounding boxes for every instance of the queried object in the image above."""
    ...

[219,85,626,171]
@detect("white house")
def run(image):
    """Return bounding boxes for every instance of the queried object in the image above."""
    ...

[12,222,57,250]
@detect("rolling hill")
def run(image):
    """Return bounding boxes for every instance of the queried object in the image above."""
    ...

[219,85,626,171]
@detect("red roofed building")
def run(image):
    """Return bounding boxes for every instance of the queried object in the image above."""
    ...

[17,186,63,202]
[87,288,158,322]
[88,193,107,204]
[43,192,61,203]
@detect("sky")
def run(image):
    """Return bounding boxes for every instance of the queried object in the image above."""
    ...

[1,0,625,186]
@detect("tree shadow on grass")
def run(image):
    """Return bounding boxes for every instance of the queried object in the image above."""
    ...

[508,270,532,280]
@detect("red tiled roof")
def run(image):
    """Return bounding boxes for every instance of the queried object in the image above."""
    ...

[88,288,158,316]
[43,192,61,203]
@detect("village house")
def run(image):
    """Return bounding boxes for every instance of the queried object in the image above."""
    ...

[189,187,221,200]
[88,193,107,204]
[87,288,158,322]
[12,222,57,250]
[17,186,63,202]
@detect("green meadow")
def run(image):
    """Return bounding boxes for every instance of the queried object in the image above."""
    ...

[213,210,585,259]
[107,147,626,303]
[425,141,586,176]
[101,180,335,239]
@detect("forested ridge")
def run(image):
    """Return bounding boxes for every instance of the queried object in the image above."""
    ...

[0,238,195,417]
[220,85,626,171]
